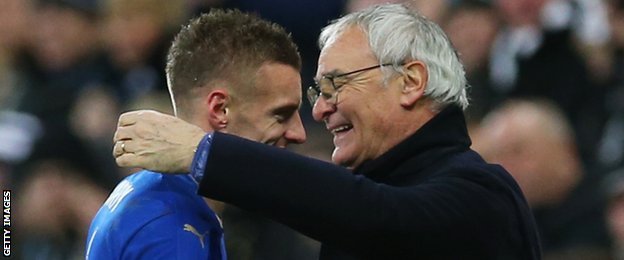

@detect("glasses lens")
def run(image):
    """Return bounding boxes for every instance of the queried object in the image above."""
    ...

[308,77,342,105]
[319,77,336,100]
[307,86,319,105]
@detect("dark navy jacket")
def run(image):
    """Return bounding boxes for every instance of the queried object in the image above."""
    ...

[197,106,542,259]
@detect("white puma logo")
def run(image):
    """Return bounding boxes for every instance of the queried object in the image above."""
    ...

[183,224,208,248]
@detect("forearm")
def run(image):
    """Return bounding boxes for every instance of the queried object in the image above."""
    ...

[194,133,486,251]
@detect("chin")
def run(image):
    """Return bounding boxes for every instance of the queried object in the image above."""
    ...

[331,150,355,168]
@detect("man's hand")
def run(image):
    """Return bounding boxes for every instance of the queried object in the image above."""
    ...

[113,110,206,173]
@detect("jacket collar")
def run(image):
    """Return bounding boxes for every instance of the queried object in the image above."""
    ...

[354,105,472,181]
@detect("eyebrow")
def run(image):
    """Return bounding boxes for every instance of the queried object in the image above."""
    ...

[314,69,345,82]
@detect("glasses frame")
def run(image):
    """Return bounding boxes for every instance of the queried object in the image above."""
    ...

[307,63,397,105]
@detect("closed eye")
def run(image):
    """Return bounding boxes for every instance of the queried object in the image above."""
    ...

[272,105,299,123]
[274,114,287,123]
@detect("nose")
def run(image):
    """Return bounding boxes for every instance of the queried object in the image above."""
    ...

[312,97,336,122]
[284,112,307,144]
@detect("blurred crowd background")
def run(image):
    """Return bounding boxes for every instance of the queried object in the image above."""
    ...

[1,0,624,259]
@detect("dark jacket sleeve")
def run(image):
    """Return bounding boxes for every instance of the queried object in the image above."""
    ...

[198,132,518,256]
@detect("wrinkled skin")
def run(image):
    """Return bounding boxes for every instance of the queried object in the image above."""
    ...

[113,110,205,173]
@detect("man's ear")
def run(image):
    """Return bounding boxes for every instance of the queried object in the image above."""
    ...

[205,89,229,130]
[400,60,428,108]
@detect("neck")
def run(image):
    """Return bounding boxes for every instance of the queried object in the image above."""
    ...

[397,99,438,140]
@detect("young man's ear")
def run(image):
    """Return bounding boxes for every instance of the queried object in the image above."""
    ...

[400,61,428,108]
[205,89,229,130]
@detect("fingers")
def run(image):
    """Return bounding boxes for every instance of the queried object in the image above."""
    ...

[114,110,185,171]
[112,141,126,157]
[115,110,167,142]
[113,125,135,143]
[113,139,144,156]
[114,110,160,169]
[115,153,144,168]
[118,110,155,127]
[113,141,122,157]
[115,112,140,147]
[118,112,136,127]
[119,110,170,126]
[112,140,129,157]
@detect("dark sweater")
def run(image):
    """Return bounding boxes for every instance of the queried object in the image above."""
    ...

[199,106,542,259]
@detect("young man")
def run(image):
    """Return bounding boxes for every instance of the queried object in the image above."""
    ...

[86,9,305,259]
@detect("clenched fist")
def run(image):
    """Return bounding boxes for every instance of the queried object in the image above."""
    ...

[113,110,206,173]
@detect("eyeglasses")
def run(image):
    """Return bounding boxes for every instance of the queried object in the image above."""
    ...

[307,63,396,105]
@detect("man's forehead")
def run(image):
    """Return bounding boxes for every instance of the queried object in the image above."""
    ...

[320,27,367,56]
[254,62,301,98]
[316,28,375,77]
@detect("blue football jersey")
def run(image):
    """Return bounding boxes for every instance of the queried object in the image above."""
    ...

[86,171,226,260]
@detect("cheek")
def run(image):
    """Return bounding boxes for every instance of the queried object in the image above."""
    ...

[351,113,388,160]
[356,108,390,135]
[253,119,283,142]
[264,126,282,140]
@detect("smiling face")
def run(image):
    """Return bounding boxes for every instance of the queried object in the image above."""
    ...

[312,26,405,168]
[225,62,306,147]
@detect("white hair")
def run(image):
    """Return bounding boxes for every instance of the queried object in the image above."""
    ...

[319,3,469,110]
